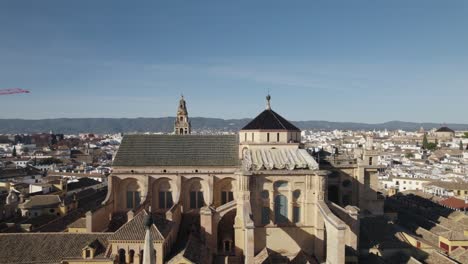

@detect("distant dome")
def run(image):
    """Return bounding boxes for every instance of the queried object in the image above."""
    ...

[436,126,454,133]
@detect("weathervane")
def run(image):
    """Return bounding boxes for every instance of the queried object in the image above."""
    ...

[266,94,271,110]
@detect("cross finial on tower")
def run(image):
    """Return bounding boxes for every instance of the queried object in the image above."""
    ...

[266,94,271,110]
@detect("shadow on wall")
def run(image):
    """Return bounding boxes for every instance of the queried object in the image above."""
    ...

[251,204,322,262]
[255,223,322,263]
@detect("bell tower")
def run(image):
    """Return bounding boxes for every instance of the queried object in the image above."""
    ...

[174,95,191,135]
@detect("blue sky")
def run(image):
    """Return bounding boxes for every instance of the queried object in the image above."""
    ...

[0,1,467,123]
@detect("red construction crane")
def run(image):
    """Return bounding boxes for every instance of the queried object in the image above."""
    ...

[0,88,30,96]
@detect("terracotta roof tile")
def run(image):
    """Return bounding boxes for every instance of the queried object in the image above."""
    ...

[109,210,170,241]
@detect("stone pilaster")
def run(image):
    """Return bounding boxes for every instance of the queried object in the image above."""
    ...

[234,172,255,264]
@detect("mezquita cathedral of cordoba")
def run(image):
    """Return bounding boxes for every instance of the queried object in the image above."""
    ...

[0,95,383,264]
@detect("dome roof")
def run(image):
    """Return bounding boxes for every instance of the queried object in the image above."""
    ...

[436,126,454,133]
[241,109,300,131]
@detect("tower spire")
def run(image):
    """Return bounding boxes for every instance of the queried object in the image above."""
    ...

[174,95,191,134]
[266,94,271,110]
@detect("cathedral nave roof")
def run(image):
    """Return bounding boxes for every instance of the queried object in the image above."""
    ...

[113,134,239,167]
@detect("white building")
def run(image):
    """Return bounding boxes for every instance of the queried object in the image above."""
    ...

[380,177,431,192]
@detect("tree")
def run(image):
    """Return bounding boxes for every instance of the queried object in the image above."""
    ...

[422,134,429,149]
[463,132,468,138]
[12,146,16,157]
[405,153,415,158]
[22,147,29,154]
[426,142,437,151]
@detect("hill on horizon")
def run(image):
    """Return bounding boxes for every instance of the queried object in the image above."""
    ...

[0,117,467,134]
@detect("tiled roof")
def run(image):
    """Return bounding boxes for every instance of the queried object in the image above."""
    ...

[0,165,42,180]
[440,197,468,210]
[109,210,168,241]
[242,148,318,171]
[426,180,468,190]
[19,195,61,209]
[67,178,101,191]
[241,109,300,131]
[0,233,111,264]
[68,217,87,229]
[113,135,239,167]
[424,251,457,264]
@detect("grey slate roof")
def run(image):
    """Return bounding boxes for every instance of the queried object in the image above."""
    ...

[241,109,300,131]
[0,233,110,263]
[436,126,455,133]
[113,134,239,167]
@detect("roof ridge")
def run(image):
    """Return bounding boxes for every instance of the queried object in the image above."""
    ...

[0,232,112,235]
[269,110,287,130]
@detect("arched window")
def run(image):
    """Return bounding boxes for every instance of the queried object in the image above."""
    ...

[189,181,204,209]
[179,128,184,134]
[293,206,300,223]
[159,181,173,209]
[180,116,183,121]
[277,133,280,142]
[129,250,135,263]
[267,133,270,142]
[126,182,141,209]
[139,250,144,264]
[118,249,126,264]
[274,194,288,224]
[292,189,301,224]
[293,190,301,200]
[220,181,234,205]
[328,186,339,204]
